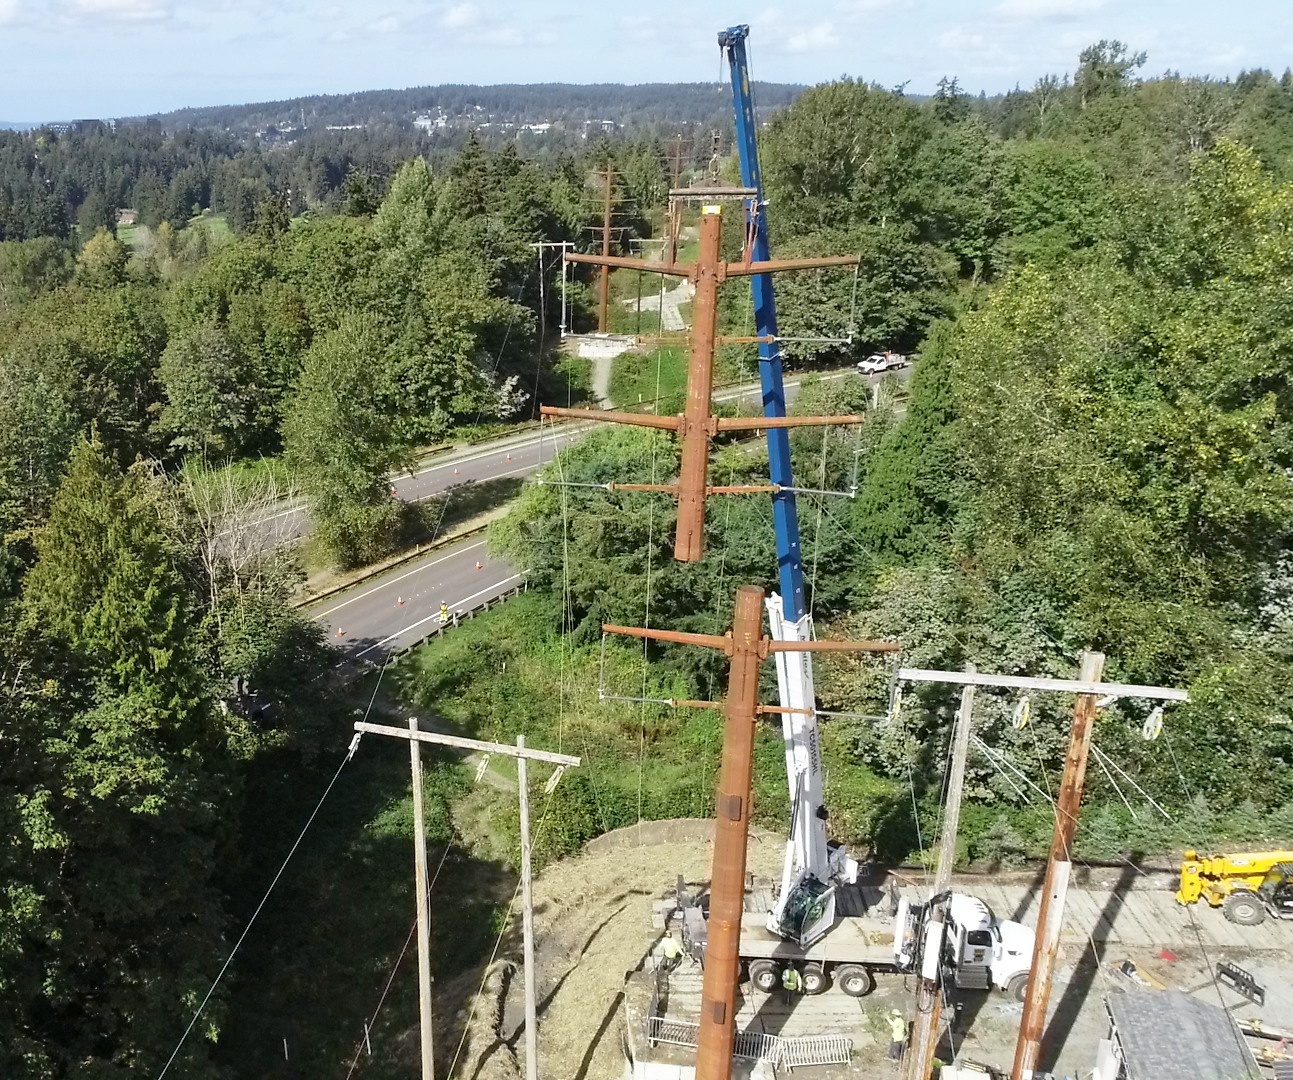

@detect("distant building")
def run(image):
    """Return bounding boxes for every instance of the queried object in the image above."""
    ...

[523,122,552,134]
[326,124,364,131]
[116,209,137,226]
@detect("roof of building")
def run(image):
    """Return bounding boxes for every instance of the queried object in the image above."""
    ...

[1108,991,1261,1080]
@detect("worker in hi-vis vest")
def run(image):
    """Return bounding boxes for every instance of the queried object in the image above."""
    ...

[887,1009,907,1061]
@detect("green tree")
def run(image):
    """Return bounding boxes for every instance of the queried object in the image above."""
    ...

[8,434,233,1078]
[282,314,403,564]
[157,323,256,457]
[75,226,128,289]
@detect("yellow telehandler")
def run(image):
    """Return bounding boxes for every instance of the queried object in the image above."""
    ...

[1175,849,1293,925]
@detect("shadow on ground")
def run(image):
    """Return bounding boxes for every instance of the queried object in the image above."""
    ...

[213,731,519,1080]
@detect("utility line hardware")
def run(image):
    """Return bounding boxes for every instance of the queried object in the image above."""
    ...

[602,584,897,1080]
[885,663,1188,1080]
[541,207,861,563]
[352,720,580,1080]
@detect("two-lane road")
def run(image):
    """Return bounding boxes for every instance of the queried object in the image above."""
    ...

[307,366,882,663]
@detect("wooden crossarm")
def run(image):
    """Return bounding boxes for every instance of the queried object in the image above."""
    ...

[767,639,900,653]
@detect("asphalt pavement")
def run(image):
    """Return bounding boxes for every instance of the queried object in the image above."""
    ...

[305,366,877,664]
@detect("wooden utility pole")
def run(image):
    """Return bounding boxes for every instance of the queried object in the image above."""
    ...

[409,716,435,1080]
[905,668,975,1080]
[598,162,613,333]
[353,721,580,1080]
[517,735,538,1080]
[1011,650,1104,1080]
[541,208,861,562]
[603,588,898,1080]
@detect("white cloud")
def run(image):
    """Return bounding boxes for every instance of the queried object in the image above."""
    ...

[367,14,397,33]
[66,0,170,20]
[786,22,837,53]
[441,3,480,31]
[994,0,1106,23]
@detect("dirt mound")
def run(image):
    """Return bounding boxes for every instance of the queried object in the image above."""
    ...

[445,821,783,1080]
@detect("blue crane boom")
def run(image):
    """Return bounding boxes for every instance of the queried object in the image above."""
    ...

[719,23,808,624]
[717,24,859,949]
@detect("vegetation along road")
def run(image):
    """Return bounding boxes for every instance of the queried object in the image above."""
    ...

[305,365,867,662]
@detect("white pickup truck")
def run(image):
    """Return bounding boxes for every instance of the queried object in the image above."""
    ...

[857,351,908,375]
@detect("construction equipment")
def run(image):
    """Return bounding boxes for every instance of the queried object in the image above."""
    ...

[718,21,866,959]
[1176,849,1293,925]
[669,880,1033,1001]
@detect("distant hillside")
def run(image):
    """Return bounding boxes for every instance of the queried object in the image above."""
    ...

[145,81,804,139]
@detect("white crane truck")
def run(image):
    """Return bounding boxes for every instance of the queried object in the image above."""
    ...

[673,594,1034,1000]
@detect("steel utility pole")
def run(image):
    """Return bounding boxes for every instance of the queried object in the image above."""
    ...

[353,720,580,1080]
[1011,651,1102,1080]
[542,207,860,562]
[905,667,975,1080]
[598,162,613,333]
[603,587,898,1080]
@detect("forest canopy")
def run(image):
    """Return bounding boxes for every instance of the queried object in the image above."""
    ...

[5,39,1293,1079]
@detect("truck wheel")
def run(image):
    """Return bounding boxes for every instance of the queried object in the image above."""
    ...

[1223,891,1267,926]
[802,964,829,996]
[749,960,780,994]
[1006,973,1029,1002]
[835,964,875,998]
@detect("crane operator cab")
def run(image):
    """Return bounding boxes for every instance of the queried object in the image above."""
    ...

[1257,864,1293,921]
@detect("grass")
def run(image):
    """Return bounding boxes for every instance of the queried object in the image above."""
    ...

[382,591,901,867]
[607,343,746,410]
[608,345,690,409]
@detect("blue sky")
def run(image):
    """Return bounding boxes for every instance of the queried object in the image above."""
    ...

[1,1,1290,121]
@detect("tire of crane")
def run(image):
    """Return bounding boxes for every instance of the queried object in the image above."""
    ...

[802,963,829,996]
[1006,973,1029,1002]
[835,964,875,998]
[1223,890,1267,926]
[749,959,780,994]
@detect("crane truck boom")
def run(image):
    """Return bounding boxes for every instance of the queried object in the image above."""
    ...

[1176,849,1293,925]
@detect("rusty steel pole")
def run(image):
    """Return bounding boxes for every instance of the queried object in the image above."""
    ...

[695,584,765,1080]
[1011,650,1105,1080]
[675,209,724,562]
[598,163,613,333]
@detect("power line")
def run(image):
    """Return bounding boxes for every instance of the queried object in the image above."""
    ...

[153,738,361,1080]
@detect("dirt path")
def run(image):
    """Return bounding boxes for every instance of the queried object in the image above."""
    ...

[623,278,693,331]
[589,352,614,408]
[441,821,783,1080]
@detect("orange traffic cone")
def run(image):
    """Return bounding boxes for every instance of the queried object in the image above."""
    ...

[506,454,511,462]
[336,628,344,637]
[454,468,459,476]
[475,561,482,570]
[396,597,403,606]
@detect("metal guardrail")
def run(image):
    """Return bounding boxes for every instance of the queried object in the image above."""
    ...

[644,1015,851,1070]
[385,581,529,662]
